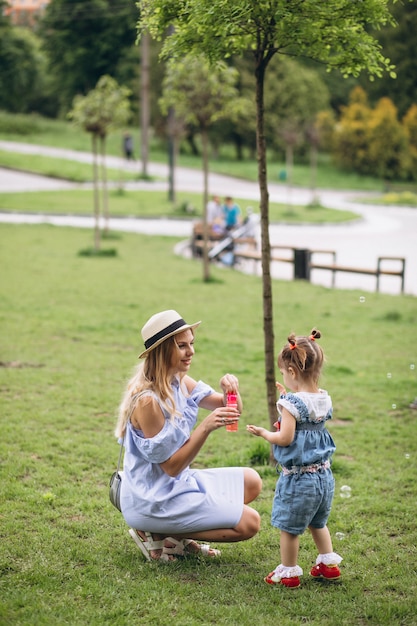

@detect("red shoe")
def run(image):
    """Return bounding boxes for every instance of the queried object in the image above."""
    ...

[264,571,300,588]
[310,563,341,580]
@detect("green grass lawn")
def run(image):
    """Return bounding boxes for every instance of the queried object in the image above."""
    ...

[0,223,416,626]
[0,111,389,192]
[0,187,359,223]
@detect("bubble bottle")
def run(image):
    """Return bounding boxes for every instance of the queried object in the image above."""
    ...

[226,391,238,432]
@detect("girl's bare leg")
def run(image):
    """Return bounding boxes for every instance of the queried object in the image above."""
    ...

[280,530,300,567]
[309,526,333,554]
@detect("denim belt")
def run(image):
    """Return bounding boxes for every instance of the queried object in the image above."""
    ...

[281,459,331,476]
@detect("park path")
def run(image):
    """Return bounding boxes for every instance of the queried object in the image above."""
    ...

[0,140,415,297]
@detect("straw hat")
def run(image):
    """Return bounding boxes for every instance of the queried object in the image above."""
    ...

[138,310,201,359]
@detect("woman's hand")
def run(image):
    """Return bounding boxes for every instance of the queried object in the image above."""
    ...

[219,373,239,394]
[161,402,240,477]
[202,405,240,433]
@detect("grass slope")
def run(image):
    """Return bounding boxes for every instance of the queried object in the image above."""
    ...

[0,223,416,625]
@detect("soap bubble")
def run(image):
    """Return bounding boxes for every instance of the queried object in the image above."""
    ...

[340,485,352,498]
[335,532,345,541]
[392,404,397,410]
[359,296,366,303]
[387,373,392,379]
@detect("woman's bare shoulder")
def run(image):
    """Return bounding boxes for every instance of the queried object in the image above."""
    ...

[131,393,164,436]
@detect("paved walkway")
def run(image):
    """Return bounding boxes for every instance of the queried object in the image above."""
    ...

[0,141,415,297]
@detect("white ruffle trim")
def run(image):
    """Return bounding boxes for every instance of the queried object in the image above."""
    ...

[315,552,343,566]
[270,564,303,581]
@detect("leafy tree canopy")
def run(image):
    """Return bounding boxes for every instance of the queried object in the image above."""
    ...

[160,56,242,128]
[139,0,401,430]
[68,74,131,136]
[358,0,417,116]
[139,0,397,79]
[0,27,49,114]
[40,0,139,113]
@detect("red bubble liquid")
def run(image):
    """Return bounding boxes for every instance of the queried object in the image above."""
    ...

[226,392,238,432]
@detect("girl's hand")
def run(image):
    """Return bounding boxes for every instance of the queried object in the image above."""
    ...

[276,381,286,396]
[202,405,240,433]
[246,424,267,438]
[219,373,239,394]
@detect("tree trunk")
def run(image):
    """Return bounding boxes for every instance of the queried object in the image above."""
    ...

[100,135,109,234]
[140,30,150,178]
[310,142,319,205]
[255,59,277,441]
[201,127,211,282]
[167,106,176,203]
[286,143,294,211]
[92,134,101,251]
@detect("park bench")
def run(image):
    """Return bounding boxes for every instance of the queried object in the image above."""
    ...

[233,246,406,294]
[193,236,257,254]
[311,254,406,293]
[190,222,224,257]
[191,215,259,259]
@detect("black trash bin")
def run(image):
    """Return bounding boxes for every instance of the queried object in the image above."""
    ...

[293,249,311,280]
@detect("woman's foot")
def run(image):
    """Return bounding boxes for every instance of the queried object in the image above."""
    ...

[128,529,176,562]
[183,539,221,557]
[164,538,221,558]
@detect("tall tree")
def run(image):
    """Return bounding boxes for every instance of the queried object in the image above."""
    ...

[0,25,49,114]
[403,104,417,180]
[159,55,242,281]
[140,31,151,177]
[358,0,417,117]
[68,75,131,249]
[333,86,373,174]
[367,97,408,181]
[39,0,138,113]
[139,0,396,432]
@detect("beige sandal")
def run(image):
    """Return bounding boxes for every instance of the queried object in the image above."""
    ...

[128,529,177,562]
[163,538,221,558]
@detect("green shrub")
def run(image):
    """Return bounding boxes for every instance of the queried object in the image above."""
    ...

[0,110,48,135]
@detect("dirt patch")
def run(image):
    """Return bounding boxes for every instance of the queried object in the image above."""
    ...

[331,419,352,426]
[0,360,44,368]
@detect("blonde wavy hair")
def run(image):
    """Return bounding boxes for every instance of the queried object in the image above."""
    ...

[114,334,189,438]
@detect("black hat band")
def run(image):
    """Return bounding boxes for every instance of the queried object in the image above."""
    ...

[144,318,187,350]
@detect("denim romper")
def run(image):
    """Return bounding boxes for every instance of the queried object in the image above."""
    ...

[271,391,336,535]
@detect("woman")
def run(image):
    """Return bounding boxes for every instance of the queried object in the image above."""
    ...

[115,309,262,561]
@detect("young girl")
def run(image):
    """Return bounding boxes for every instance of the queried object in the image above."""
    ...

[247,329,342,588]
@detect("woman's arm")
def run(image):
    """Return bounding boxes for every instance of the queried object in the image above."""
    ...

[130,391,211,477]
[160,404,236,477]
[132,379,239,478]
[197,373,243,412]
[161,374,242,476]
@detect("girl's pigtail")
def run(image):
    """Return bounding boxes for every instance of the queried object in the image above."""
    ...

[288,333,307,370]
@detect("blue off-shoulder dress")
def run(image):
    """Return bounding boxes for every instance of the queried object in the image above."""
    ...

[119,377,244,534]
